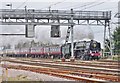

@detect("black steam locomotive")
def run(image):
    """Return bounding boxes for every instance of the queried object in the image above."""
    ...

[61,40,101,60]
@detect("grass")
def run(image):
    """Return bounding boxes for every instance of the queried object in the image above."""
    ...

[112,55,120,61]
[0,74,30,81]
[1,74,43,82]
[0,75,30,81]
[8,75,29,81]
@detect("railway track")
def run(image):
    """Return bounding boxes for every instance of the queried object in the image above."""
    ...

[1,58,120,82]
[8,58,119,69]
[14,57,120,65]
[5,59,119,73]
[6,58,119,71]
[5,65,109,82]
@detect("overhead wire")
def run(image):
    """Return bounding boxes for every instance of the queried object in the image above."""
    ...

[71,0,110,10]
[40,0,66,10]
[60,1,95,9]
[59,0,100,10]
[59,0,109,10]
[79,2,107,10]
[60,1,99,24]
[73,1,99,9]
[15,0,28,9]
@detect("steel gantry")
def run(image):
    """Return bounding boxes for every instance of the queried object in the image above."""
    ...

[0,9,111,59]
[0,9,111,25]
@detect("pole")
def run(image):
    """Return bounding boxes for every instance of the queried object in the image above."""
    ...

[7,3,12,22]
[103,21,107,58]
[25,6,28,37]
[10,4,12,10]
[25,6,27,22]
[108,21,113,57]
[49,6,51,12]
[70,9,75,61]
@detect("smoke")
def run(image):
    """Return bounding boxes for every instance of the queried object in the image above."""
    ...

[0,25,94,46]
[35,25,94,44]
[68,26,94,41]
[84,27,94,40]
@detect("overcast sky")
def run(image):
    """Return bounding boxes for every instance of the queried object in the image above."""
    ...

[0,0,120,48]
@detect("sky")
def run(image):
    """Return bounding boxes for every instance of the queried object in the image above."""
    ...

[0,0,120,48]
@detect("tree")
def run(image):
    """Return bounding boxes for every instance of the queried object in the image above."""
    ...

[3,44,11,49]
[23,42,29,48]
[113,26,120,52]
[30,40,35,47]
[15,43,22,49]
[105,38,110,52]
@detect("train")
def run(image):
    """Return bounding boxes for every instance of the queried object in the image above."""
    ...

[4,39,101,60]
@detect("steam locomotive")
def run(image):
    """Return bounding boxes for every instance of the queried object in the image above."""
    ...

[5,40,101,60]
[62,40,101,60]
